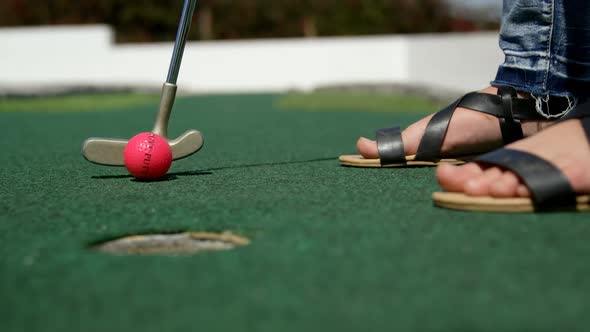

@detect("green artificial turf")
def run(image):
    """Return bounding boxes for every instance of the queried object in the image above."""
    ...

[1,92,590,332]
[0,93,159,113]
[278,92,443,113]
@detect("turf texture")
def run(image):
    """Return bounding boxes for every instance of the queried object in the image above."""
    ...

[1,92,590,332]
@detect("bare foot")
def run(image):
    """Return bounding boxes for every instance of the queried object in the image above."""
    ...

[357,86,551,159]
[436,119,590,197]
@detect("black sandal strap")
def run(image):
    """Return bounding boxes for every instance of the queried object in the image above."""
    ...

[414,87,537,161]
[457,91,538,120]
[568,102,590,141]
[380,87,540,163]
[476,149,578,211]
[376,126,406,165]
[497,86,525,144]
[456,87,525,144]
[583,117,590,142]
[414,98,461,161]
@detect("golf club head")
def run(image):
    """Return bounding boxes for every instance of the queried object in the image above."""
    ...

[82,129,204,166]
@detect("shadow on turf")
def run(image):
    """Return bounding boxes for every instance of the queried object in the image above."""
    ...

[91,157,337,180]
[199,157,337,172]
[91,172,212,181]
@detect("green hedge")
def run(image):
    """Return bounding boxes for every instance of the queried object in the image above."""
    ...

[0,0,497,42]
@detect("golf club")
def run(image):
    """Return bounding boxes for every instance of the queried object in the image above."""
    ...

[82,0,203,166]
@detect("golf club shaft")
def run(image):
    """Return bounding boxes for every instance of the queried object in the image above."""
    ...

[153,0,198,137]
[82,0,205,165]
[167,0,198,84]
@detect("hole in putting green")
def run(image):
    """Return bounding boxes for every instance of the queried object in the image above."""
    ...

[94,232,249,256]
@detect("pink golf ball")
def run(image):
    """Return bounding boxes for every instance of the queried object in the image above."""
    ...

[124,132,172,180]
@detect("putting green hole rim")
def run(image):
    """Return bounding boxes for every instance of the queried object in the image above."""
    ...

[93,231,250,256]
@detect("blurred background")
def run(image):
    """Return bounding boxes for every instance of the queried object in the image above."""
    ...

[0,0,501,42]
[0,0,503,95]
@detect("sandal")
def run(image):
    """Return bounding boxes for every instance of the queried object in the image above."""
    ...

[340,86,544,167]
[433,110,590,212]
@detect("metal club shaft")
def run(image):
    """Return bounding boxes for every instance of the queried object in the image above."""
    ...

[167,0,198,85]
[153,0,198,137]
[82,0,205,166]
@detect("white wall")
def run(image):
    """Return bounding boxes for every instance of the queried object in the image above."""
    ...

[0,25,503,94]
[407,32,503,92]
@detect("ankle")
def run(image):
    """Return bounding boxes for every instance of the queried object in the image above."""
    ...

[521,120,553,137]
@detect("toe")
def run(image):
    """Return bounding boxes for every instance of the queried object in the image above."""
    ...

[436,162,484,192]
[464,166,503,196]
[516,184,531,197]
[356,137,380,159]
[489,171,520,198]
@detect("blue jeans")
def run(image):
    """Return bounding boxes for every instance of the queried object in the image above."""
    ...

[492,0,590,105]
